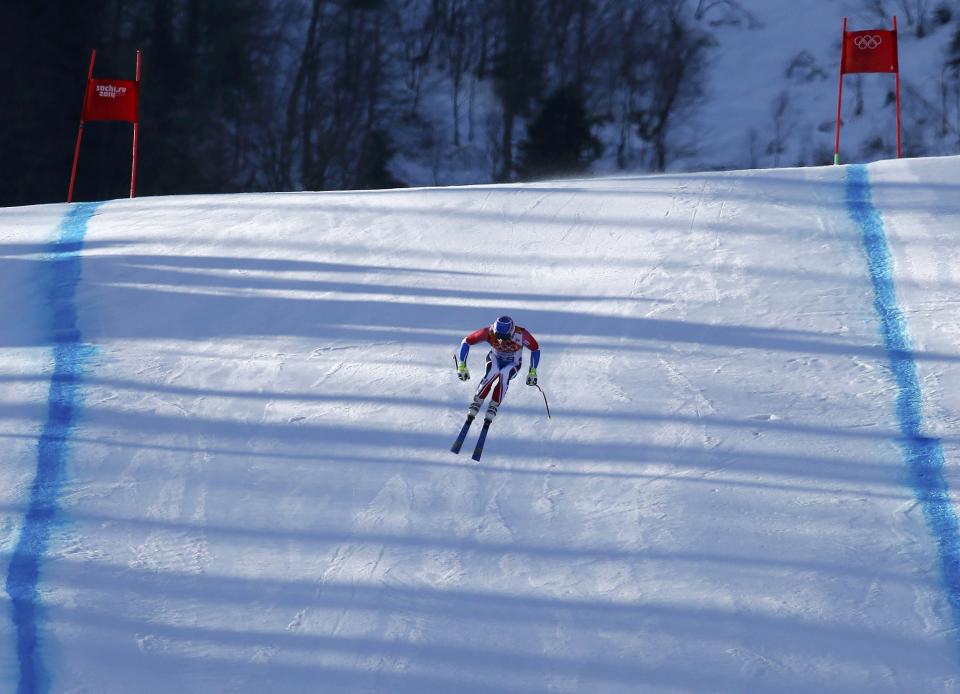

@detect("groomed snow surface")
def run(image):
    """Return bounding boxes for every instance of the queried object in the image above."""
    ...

[2,156,960,692]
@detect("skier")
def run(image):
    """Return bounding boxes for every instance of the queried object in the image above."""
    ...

[456,315,540,423]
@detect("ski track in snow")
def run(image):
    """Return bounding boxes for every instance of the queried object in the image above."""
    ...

[845,164,960,651]
[4,202,101,693]
[1,159,960,691]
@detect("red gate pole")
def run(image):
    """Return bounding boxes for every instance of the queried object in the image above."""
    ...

[67,49,97,202]
[130,49,141,198]
[833,17,847,165]
[894,16,902,158]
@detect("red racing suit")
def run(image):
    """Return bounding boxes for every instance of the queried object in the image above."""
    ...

[459,325,540,403]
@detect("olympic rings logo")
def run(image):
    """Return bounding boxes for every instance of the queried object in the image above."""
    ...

[854,35,882,50]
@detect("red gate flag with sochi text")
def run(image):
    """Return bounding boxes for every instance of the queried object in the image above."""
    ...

[82,78,140,121]
[68,50,141,202]
[842,29,898,74]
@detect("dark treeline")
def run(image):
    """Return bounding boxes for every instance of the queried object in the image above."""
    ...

[3,0,725,206]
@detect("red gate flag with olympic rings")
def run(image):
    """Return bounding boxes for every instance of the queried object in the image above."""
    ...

[833,17,901,165]
[842,29,898,74]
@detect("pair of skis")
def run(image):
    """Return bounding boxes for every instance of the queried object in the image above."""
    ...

[450,354,493,461]
[451,414,492,462]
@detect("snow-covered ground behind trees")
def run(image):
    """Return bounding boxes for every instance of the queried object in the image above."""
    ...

[694,0,958,170]
[2,154,960,691]
[394,0,959,185]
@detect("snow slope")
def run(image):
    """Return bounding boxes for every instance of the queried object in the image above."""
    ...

[2,156,960,692]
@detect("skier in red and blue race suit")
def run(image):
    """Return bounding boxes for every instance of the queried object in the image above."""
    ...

[456,315,540,422]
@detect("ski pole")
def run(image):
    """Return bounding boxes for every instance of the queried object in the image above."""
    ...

[535,383,551,419]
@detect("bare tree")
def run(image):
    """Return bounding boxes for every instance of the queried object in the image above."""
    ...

[634,1,713,171]
[391,0,440,117]
[693,0,761,28]
[284,0,325,189]
[440,0,477,147]
[766,91,795,167]
[606,1,651,169]
[492,0,542,181]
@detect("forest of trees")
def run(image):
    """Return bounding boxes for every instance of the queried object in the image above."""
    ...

[1,0,719,206]
[2,0,959,207]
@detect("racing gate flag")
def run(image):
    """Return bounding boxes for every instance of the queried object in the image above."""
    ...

[68,49,142,202]
[834,17,901,164]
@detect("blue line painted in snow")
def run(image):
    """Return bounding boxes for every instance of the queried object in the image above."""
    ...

[846,164,960,642]
[5,202,101,694]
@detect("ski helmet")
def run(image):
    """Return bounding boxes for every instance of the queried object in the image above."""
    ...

[493,315,515,340]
